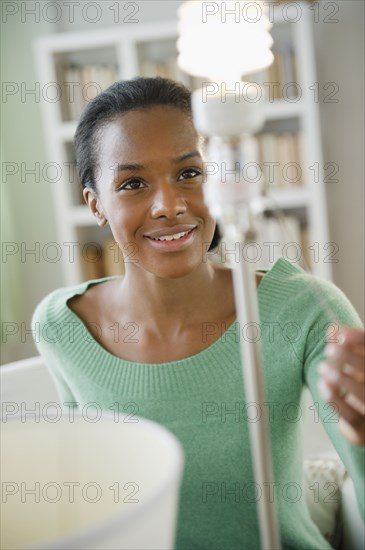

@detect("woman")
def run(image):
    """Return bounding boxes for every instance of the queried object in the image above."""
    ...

[33,77,364,549]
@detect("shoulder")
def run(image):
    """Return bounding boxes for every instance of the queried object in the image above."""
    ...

[67,277,121,326]
[261,257,362,329]
[31,286,73,327]
[31,277,116,327]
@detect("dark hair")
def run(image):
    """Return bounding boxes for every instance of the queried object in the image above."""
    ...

[74,76,220,250]
[74,76,192,192]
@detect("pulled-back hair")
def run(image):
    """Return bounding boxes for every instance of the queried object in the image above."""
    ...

[74,76,220,250]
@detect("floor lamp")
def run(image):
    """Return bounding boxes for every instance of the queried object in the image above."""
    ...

[177,2,281,548]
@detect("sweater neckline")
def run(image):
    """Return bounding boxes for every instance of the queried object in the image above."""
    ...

[64,257,301,368]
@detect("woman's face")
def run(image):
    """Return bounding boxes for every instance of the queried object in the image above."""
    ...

[87,106,216,279]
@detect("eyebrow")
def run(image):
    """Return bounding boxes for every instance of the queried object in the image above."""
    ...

[113,150,202,173]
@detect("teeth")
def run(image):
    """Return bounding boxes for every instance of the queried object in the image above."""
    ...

[153,230,190,242]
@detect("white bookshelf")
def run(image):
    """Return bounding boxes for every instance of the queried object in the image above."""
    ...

[34,2,331,285]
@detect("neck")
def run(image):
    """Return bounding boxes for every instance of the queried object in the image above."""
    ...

[118,261,226,334]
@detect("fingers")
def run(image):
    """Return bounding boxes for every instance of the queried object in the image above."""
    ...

[317,327,365,446]
[344,392,365,417]
[327,326,365,345]
[317,377,365,446]
[331,327,365,347]
[325,344,365,375]
[338,417,365,447]
[318,362,365,412]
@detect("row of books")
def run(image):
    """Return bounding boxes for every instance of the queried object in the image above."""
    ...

[80,222,311,281]
[260,131,302,188]
[61,60,203,121]
[139,58,206,91]
[208,217,311,272]
[62,64,119,121]
[80,238,125,280]
[246,47,298,101]
[244,131,303,188]
[139,57,181,81]
[60,45,297,122]
[140,53,298,101]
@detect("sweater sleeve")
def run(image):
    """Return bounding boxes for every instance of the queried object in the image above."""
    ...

[31,292,79,409]
[302,276,365,521]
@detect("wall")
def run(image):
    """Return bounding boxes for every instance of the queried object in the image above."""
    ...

[313,0,364,321]
[1,5,64,364]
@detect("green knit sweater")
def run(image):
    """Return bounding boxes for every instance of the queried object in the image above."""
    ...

[32,258,364,549]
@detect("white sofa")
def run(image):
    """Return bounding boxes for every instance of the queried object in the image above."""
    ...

[1,357,364,549]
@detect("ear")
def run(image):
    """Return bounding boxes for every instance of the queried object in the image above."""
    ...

[83,188,108,227]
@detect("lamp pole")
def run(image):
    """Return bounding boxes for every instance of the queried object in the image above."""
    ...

[177,2,282,544]
[191,83,282,549]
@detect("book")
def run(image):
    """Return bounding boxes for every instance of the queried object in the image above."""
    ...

[79,242,104,280]
[255,214,302,270]
[259,133,279,189]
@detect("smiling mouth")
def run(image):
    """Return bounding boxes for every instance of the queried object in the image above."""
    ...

[148,228,195,242]
[144,227,197,250]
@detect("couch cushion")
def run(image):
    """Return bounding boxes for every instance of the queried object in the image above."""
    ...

[304,456,346,549]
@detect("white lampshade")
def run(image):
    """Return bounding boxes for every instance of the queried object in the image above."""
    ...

[177,0,274,80]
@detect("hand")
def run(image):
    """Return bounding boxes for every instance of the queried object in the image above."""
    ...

[317,327,365,446]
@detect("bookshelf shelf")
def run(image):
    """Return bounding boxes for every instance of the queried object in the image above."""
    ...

[34,2,331,284]
[267,188,312,209]
[264,100,305,120]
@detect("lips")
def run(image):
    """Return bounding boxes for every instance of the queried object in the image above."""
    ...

[143,225,197,251]
[150,229,195,242]
[143,224,197,240]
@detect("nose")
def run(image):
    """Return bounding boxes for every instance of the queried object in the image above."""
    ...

[150,181,187,219]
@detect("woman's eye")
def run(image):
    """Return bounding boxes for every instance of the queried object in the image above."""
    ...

[120,178,146,191]
[178,168,202,181]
